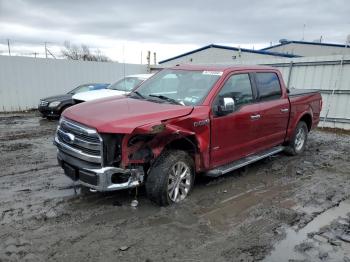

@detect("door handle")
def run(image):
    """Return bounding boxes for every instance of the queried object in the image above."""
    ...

[280,108,289,113]
[250,114,261,120]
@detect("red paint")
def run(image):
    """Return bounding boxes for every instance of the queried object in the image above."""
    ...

[63,65,322,172]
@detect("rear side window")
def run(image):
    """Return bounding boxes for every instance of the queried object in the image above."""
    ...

[255,73,281,101]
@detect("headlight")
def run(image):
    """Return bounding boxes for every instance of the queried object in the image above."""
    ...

[49,101,61,107]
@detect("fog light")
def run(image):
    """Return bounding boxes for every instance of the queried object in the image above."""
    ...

[111,173,130,184]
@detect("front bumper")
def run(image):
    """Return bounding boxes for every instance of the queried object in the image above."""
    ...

[38,106,61,117]
[57,153,144,192]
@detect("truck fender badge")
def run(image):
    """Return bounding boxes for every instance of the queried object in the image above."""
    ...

[193,119,210,127]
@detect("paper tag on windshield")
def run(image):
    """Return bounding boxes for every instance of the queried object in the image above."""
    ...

[202,71,223,76]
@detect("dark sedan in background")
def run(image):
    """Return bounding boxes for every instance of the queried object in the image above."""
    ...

[38,83,109,119]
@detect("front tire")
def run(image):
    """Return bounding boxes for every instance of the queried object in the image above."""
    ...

[146,150,194,206]
[285,121,308,155]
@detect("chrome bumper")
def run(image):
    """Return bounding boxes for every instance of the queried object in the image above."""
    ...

[57,153,144,192]
[81,166,144,192]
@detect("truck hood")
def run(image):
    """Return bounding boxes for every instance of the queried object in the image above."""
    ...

[72,89,127,102]
[63,96,193,134]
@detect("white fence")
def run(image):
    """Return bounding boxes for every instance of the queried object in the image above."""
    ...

[217,55,350,130]
[0,56,148,111]
[1,55,350,129]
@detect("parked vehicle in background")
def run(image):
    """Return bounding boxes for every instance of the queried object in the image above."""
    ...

[54,65,322,206]
[72,74,153,103]
[38,83,110,119]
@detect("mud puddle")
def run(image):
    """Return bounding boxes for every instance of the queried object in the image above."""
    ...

[198,183,292,230]
[265,199,350,261]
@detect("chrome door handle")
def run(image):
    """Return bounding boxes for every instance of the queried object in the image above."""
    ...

[250,114,261,120]
[280,108,289,113]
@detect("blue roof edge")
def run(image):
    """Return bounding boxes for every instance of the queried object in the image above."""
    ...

[261,40,348,50]
[158,44,299,64]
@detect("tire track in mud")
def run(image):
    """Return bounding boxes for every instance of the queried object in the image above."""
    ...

[0,165,58,178]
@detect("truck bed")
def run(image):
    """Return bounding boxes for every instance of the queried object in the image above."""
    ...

[288,88,320,97]
[287,89,322,135]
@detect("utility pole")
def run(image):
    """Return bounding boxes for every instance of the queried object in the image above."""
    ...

[146,51,151,72]
[7,39,11,56]
[44,42,48,58]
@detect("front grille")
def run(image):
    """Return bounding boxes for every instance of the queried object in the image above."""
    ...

[40,100,49,106]
[55,117,103,164]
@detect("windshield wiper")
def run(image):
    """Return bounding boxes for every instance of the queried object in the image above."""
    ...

[130,91,145,99]
[149,94,182,105]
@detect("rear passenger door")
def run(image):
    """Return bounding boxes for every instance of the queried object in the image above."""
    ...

[253,72,289,151]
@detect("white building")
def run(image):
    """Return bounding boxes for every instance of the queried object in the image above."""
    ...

[158,44,298,66]
[261,40,350,57]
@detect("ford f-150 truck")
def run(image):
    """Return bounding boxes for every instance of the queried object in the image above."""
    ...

[54,65,322,206]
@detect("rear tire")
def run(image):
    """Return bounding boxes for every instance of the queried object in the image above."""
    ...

[146,150,194,206]
[285,121,308,156]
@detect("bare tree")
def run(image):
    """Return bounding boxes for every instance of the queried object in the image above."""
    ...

[61,41,111,62]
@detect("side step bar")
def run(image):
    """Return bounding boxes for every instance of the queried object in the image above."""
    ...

[206,146,284,177]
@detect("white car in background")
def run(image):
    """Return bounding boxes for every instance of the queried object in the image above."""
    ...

[73,74,153,103]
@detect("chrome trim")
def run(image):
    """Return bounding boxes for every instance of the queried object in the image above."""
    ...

[55,136,101,163]
[39,100,49,106]
[57,129,100,150]
[250,114,261,120]
[61,118,98,135]
[55,117,104,165]
[79,166,144,191]
[206,146,284,177]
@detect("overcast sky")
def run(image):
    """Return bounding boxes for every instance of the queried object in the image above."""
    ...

[0,0,349,63]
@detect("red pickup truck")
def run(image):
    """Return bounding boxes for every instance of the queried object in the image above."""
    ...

[54,65,322,206]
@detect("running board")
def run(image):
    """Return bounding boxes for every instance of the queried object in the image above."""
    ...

[206,146,284,177]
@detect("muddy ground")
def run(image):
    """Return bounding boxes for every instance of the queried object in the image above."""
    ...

[0,113,349,262]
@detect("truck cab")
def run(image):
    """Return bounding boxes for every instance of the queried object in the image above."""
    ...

[54,65,322,206]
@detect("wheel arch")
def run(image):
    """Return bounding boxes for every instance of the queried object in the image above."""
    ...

[165,135,198,154]
[299,113,312,131]
[163,135,204,173]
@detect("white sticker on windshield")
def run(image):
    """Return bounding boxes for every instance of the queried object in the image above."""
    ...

[202,71,223,76]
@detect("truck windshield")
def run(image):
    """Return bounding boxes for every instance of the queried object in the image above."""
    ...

[134,69,222,106]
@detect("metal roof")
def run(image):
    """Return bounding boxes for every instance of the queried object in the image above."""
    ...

[158,44,300,64]
[169,64,276,72]
[261,40,349,50]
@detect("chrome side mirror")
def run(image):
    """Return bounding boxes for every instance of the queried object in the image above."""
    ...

[223,97,235,111]
[216,97,235,116]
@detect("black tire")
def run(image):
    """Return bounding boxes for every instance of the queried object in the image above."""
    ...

[146,150,195,206]
[284,121,308,156]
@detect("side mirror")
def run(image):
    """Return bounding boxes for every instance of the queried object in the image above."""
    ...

[216,97,235,116]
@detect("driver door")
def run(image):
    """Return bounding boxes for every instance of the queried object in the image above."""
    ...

[210,73,260,168]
